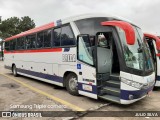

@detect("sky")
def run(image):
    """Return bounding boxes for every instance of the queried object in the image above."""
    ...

[0,0,160,35]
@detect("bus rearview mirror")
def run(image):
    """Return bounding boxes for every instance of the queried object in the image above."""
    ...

[101,21,135,45]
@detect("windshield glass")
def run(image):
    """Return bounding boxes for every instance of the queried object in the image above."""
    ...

[138,29,154,71]
[117,26,154,71]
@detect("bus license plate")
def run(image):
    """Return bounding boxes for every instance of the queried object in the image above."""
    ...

[148,90,152,95]
[82,84,92,92]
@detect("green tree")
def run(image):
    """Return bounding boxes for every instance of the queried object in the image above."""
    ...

[19,16,35,32]
[0,16,35,39]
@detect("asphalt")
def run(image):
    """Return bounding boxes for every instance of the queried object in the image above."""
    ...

[0,61,160,120]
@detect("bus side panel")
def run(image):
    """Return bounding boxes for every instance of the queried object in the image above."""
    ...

[4,53,14,69]
[77,62,97,99]
[58,47,77,81]
[4,50,63,86]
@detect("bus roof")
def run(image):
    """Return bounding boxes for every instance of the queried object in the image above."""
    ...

[144,33,160,50]
[5,22,54,41]
[60,13,133,24]
[5,13,138,41]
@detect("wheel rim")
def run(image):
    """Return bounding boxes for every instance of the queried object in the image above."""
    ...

[69,77,78,91]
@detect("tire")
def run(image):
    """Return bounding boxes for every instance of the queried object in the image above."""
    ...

[12,65,18,77]
[66,73,79,96]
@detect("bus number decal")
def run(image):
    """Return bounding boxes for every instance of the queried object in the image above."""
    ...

[62,54,76,62]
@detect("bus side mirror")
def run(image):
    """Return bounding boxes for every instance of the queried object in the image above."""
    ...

[101,21,135,45]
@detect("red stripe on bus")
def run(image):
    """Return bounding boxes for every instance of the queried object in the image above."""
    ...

[156,53,160,56]
[5,22,54,41]
[4,48,62,54]
[144,33,160,50]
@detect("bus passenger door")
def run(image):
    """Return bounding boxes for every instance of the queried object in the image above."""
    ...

[96,32,112,83]
[77,35,97,99]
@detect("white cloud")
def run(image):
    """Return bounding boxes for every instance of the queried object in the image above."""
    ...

[0,0,160,35]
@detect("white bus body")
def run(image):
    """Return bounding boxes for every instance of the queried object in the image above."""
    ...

[4,14,155,104]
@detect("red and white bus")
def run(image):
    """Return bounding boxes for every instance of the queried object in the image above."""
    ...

[4,14,155,104]
[144,33,160,87]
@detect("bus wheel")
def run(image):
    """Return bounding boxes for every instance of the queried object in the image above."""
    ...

[12,65,18,77]
[66,73,79,96]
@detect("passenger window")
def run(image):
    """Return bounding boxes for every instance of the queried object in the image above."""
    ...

[17,38,21,50]
[17,37,25,50]
[44,29,51,48]
[37,32,44,48]
[25,36,30,49]
[61,25,75,46]
[26,34,36,49]
[10,39,16,50]
[5,41,10,51]
[53,28,61,46]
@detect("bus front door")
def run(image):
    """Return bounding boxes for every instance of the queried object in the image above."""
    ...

[77,34,97,99]
[96,32,113,87]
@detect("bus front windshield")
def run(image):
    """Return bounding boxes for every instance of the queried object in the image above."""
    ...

[117,26,154,72]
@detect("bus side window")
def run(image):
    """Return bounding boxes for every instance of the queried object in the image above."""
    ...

[61,25,75,46]
[10,39,16,50]
[26,36,31,49]
[21,37,25,50]
[53,28,61,47]
[17,38,20,50]
[27,34,36,49]
[37,32,44,48]
[31,35,36,49]
[17,37,25,50]
[5,41,10,51]
[44,29,51,48]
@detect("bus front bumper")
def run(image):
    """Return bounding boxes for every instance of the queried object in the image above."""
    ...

[120,85,154,104]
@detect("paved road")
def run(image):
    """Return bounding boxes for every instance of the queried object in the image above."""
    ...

[0,61,160,120]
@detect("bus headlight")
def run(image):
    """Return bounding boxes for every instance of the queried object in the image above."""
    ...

[121,78,144,89]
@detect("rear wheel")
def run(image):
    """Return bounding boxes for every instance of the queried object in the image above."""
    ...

[66,73,79,96]
[12,65,18,77]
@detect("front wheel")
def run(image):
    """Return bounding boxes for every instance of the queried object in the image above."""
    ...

[66,73,79,96]
[12,65,18,77]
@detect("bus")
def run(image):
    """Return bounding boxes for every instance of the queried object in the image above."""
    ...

[4,14,155,104]
[144,33,160,87]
